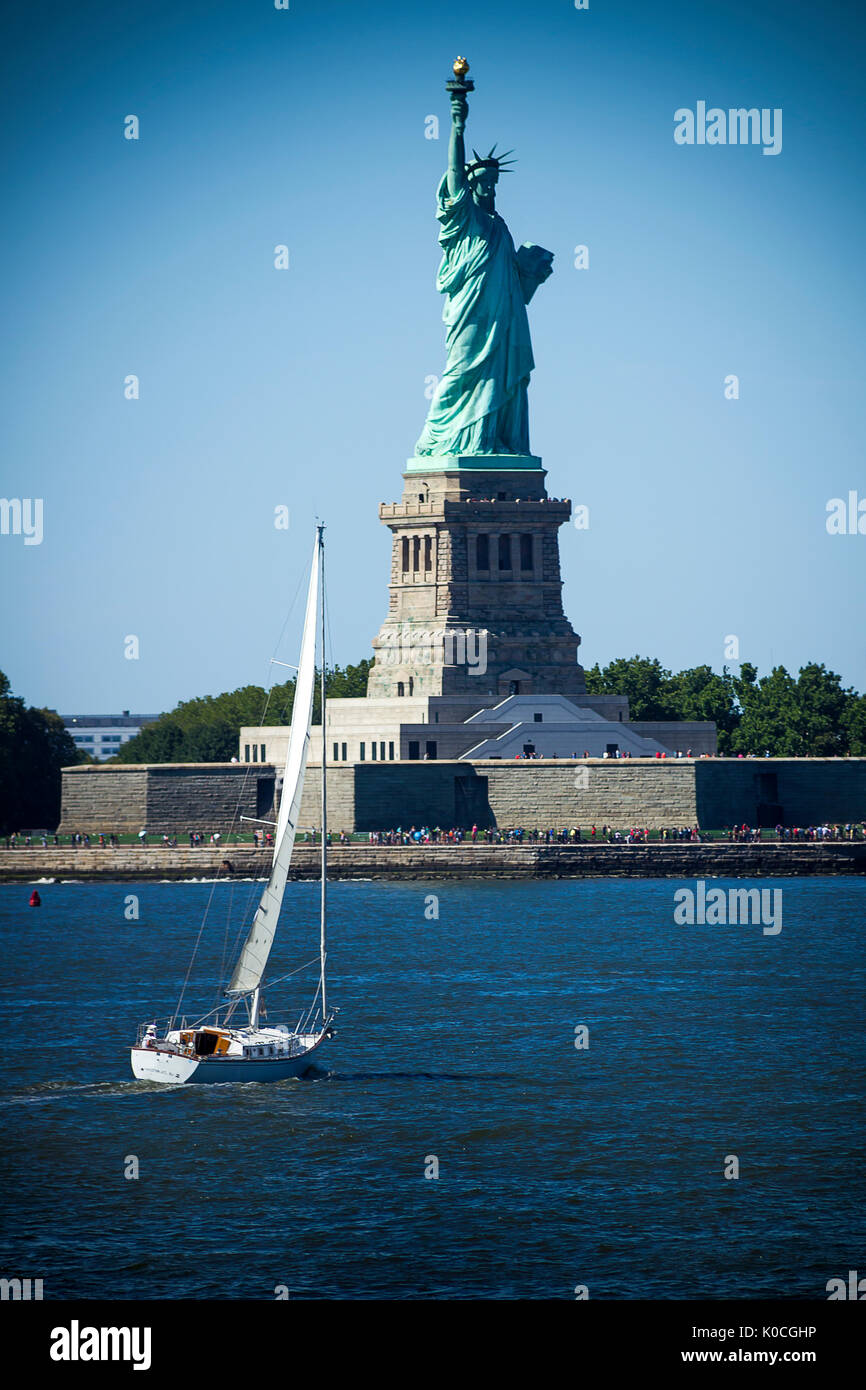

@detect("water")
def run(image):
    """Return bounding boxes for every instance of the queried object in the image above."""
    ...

[1,877,863,1300]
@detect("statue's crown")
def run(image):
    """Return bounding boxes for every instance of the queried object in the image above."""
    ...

[465,144,516,176]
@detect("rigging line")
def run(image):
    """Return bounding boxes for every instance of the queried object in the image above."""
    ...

[233,837,272,936]
[304,971,323,1028]
[221,565,307,876]
[214,882,235,1012]
[182,707,270,996]
[267,562,307,680]
[324,567,334,682]
[274,667,297,724]
[182,993,243,1030]
[224,912,253,983]
[172,873,223,1028]
[176,625,294,1015]
[263,955,320,989]
[220,859,272,995]
[207,555,306,858]
[178,830,252,1006]
[221,686,275,842]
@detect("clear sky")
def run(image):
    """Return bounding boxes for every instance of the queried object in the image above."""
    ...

[2,0,865,713]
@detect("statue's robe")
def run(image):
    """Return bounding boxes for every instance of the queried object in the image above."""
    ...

[415,174,535,456]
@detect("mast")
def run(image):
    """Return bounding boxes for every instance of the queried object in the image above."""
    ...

[319,523,327,1020]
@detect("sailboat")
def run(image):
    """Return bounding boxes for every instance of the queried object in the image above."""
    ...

[131,524,335,1083]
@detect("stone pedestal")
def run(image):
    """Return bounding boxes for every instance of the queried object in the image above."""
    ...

[367,455,586,701]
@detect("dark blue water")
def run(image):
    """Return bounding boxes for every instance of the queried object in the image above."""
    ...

[1,876,863,1300]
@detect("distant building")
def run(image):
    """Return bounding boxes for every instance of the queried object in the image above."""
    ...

[62,711,160,761]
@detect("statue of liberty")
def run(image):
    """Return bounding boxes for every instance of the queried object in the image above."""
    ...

[415,58,554,458]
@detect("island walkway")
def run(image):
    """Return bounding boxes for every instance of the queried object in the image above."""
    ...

[1,841,864,882]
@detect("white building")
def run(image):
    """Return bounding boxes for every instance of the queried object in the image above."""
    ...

[240,693,713,768]
[63,711,160,761]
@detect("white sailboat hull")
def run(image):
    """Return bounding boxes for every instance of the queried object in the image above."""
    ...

[131,1032,329,1085]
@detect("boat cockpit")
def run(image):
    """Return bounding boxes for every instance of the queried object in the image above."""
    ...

[178,1027,232,1057]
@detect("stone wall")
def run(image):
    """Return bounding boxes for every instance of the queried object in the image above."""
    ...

[695,758,866,827]
[483,760,697,828]
[298,765,356,831]
[59,764,275,835]
[300,759,698,832]
[59,767,149,833]
[339,758,865,831]
[59,758,866,836]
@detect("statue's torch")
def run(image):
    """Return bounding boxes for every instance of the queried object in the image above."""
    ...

[446,55,474,98]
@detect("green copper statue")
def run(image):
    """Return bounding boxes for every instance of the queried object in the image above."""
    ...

[415,58,554,458]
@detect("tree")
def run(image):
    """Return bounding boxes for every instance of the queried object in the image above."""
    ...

[794,663,852,757]
[731,664,804,755]
[114,719,187,764]
[183,721,239,763]
[664,665,739,752]
[313,659,372,722]
[841,694,866,755]
[0,671,85,832]
[584,655,674,720]
[730,662,856,757]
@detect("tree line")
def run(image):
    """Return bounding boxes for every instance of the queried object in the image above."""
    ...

[113,660,373,764]
[584,657,866,756]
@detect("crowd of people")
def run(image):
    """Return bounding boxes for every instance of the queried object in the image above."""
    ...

[720,822,865,842]
[462,495,567,504]
[1,829,268,848]
[367,824,709,844]
[510,750,789,761]
[364,821,866,845]
[769,823,864,841]
[513,749,699,761]
[4,822,864,848]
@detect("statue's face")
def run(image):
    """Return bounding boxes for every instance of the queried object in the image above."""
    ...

[470,165,498,208]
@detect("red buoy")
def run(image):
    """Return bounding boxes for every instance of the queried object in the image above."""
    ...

[29,889,41,907]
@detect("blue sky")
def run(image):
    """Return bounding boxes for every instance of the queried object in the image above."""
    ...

[2,0,865,713]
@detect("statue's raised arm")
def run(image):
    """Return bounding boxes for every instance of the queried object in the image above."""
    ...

[447,85,470,199]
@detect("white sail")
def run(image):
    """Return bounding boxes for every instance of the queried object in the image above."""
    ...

[227,529,321,996]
